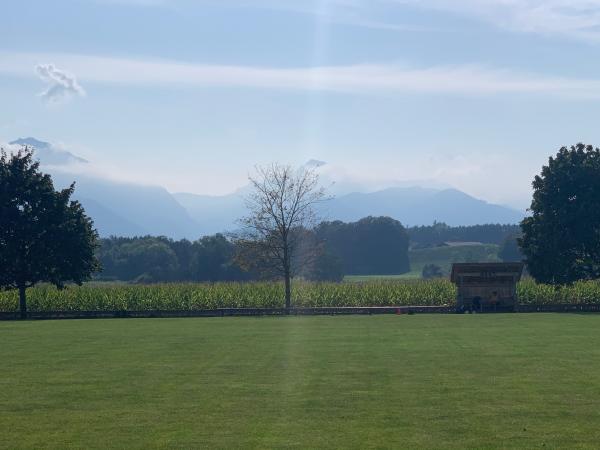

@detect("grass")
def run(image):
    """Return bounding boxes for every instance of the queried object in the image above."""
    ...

[2,315,600,449]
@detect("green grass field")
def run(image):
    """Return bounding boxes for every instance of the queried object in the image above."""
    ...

[2,315,600,449]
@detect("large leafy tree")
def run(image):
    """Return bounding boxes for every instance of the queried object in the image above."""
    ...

[0,147,99,317]
[422,264,444,279]
[316,217,410,275]
[499,233,523,262]
[520,143,600,284]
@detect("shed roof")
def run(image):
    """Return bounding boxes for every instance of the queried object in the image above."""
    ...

[450,262,524,283]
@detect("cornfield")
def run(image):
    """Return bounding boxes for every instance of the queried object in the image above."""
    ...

[517,279,600,305]
[1,279,600,312]
[0,280,454,312]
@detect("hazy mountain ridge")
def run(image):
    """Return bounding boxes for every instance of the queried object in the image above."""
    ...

[172,191,245,236]
[9,138,524,238]
[10,137,88,165]
[49,171,201,239]
[8,138,200,238]
[180,186,524,234]
[320,187,523,226]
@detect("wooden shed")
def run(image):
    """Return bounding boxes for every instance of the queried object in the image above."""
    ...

[450,262,524,312]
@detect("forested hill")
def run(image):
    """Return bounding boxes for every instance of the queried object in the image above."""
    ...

[407,223,521,248]
[95,217,411,283]
[94,218,521,283]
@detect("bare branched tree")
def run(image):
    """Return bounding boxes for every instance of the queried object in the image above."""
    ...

[235,163,327,309]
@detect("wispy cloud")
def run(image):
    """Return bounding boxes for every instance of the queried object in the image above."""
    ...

[93,0,442,32]
[188,0,600,41]
[91,0,600,41]
[2,51,600,99]
[272,0,600,41]
[235,0,441,32]
[35,63,86,103]
[384,0,600,42]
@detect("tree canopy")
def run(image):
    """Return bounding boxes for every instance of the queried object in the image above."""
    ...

[316,216,410,276]
[422,263,444,279]
[97,234,251,283]
[520,143,600,284]
[499,233,523,262]
[0,147,99,317]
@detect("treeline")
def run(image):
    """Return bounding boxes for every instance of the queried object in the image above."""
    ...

[97,234,250,283]
[407,222,520,248]
[96,218,521,283]
[97,216,410,283]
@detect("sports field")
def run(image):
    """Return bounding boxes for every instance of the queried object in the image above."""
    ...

[2,315,600,449]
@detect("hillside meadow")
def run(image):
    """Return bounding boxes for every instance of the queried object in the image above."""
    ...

[2,279,600,311]
[409,243,501,275]
[344,243,503,280]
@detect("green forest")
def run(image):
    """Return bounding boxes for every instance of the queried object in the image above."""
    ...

[94,221,520,283]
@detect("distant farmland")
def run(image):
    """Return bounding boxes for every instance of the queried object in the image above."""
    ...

[346,243,501,280]
[409,243,500,275]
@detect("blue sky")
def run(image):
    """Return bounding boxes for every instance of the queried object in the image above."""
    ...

[3,0,600,208]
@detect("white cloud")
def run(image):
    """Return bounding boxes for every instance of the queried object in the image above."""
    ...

[84,0,600,41]
[1,51,600,99]
[35,63,86,103]
[385,0,600,41]
[188,0,600,41]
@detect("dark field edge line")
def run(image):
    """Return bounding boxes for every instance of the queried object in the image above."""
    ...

[2,304,600,320]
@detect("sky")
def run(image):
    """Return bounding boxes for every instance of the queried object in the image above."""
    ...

[3,0,600,209]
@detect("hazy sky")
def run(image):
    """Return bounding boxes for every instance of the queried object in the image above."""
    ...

[3,0,600,209]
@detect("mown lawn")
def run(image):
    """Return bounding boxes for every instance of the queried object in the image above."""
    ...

[2,315,600,449]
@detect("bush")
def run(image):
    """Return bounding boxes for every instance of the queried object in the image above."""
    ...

[422,264,444,279]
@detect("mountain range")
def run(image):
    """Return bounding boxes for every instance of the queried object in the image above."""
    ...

[7,138,525,238]
[10,137,88,166]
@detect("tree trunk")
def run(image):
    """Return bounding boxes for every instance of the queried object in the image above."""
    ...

[19,285,27,320]
[283,239,292,312]
[284,271,292,312]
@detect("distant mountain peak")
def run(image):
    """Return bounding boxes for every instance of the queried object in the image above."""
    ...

[9,137,88,165]
[10,137,51,149]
